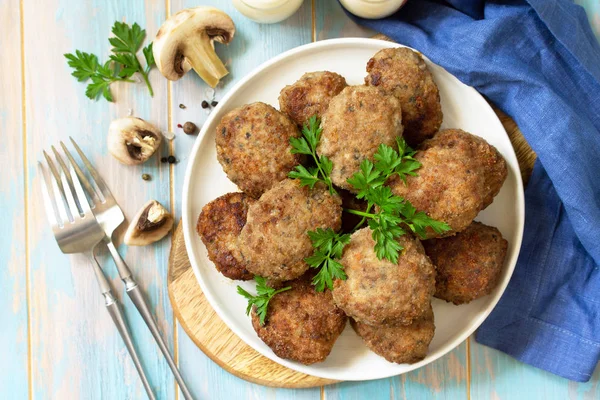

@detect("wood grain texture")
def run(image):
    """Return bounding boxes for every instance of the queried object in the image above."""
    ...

[0,1,28,398]
[1,0,600,398]
[168,223,335,389]
[22,0,174,398]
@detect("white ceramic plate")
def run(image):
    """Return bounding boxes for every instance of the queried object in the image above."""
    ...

[182,38,525,381]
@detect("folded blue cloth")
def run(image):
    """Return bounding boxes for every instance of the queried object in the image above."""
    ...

[343,0,600,382]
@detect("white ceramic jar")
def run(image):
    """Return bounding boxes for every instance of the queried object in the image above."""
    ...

[339,0,407,19]
[232,0,305,24]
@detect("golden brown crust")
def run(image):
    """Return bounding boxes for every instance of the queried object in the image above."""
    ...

[317,85,403,191]
[238,179,342,281]
[279,71,347,127]
[423,221,508,304]
[215,102,303,198]
[389,129,507,238]
[351,306,434,364]
[251,274,348,365]
[333,228,436,326]
[196,192,254,280]
[365,47,443,146]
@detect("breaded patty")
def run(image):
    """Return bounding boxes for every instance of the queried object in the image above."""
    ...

[317,85,403,191]
[423,221,508,304]
[365,47,442,146]
[196,192,254,280]
[238,179,342,281]
[251,273,347,365]
[389,129,507,238]
[351,305,434,364]
[216,102,303,198]
[279,71,347,127]
[333,228,435,326]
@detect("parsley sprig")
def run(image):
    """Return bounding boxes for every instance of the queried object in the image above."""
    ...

[346,142,451,263]
[237,276,292,326]
[305,228,351,291]
[288,116,336,195]
[65,21,155,102]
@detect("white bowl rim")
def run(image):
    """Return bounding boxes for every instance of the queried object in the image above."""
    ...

[182,37,525,381]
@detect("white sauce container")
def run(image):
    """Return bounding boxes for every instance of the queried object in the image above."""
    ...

[232,0,305,24]
[339,0,407,19]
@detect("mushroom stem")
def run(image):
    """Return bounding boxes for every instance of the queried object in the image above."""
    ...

[186,39,229,88]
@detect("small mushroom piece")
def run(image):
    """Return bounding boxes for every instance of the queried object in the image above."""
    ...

[108,117,162,165]
[153,7,235,88]
[124,200,174,246]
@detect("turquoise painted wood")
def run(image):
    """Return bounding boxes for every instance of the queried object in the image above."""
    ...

[1,0,599,399]
[0,1,28,399]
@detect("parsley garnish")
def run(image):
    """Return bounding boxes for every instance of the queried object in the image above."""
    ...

[65,22,155,102]
[305,228,351,291]
[346,142,451,263]
[287,115,450,290]
[237,276,292,326]
[288,116,336,195]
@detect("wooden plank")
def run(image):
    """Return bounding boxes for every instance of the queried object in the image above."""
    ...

[167,0,320,398]
[316,2,468,399]
[23,0,175,398]
[471,342,599,400]
[0,1,29,398]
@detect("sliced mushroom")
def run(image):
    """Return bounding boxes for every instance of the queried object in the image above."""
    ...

[124,200,174,246]
[153,7,235,88]
[108,117,162,165]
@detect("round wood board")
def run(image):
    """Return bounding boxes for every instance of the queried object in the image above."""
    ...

[168,36,536,388]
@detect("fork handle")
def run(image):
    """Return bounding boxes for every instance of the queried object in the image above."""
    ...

[106,242,194,400]
[90,257,156,400]
[126,284,194,400]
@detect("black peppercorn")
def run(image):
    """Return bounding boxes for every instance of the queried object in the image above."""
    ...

[142,173,151,181]
[183,121,197,135]
[179,103,186,109]
[167,155,177,164]
[160,157,168,163]
[201,100,209,109]
[211,101,218,107]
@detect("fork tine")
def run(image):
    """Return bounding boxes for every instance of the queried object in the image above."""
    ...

[38,162,60,228]
[70,137,112,201]
[45,153,73,224]
[65,147,94,216]
[60,141,101,205]
[53,148,82,219]
[43,150,64,195]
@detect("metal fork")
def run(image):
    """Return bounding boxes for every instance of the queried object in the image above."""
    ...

[39,148,155,400]
[63,138,193,400]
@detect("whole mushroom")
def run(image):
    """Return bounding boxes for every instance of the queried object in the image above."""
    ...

[108,117,162,165]
[153,7,235,88]
[124,200,174,246]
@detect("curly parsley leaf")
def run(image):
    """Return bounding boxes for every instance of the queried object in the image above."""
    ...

[289,116,336,195]
[237,276,291,326]
[305,228,351,292]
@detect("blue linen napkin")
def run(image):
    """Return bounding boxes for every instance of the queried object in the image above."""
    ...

[342,0,600,382]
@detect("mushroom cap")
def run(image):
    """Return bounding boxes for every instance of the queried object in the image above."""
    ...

[124,200,174,246]
[153,6,235,81]
[107,117,162,165]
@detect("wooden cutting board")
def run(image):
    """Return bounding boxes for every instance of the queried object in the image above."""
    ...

[168,34,536,388]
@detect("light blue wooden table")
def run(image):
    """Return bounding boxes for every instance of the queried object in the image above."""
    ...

[2,0,599,399]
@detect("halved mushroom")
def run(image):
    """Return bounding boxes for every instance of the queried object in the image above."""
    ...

[153,7,235,88]
[124,200,174,246]
[108,117,162,165]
